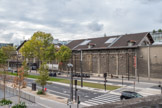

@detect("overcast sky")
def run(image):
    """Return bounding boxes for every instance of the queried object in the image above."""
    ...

[0,0,162,45]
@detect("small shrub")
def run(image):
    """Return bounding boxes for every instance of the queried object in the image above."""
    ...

[12,102,27,108]
[37,90,45,95]
[0,99,12,106]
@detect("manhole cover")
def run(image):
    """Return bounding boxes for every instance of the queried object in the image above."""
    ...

[57,97,64,99]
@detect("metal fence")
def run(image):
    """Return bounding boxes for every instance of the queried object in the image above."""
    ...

[0,83,35,103]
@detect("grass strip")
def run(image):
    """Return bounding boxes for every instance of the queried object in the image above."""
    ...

[8,72,120,90]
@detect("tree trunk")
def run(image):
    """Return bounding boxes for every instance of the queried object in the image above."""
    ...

[18,74,21,103]
[52,61,54,73]
[42,85,44,94]
[3,74,6,100]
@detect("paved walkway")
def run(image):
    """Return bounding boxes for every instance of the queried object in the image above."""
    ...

[0,89,44,108]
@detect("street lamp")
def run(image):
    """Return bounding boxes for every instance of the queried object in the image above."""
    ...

[78,49,83,87]
[67,63,73,107]
[16,51,19,76]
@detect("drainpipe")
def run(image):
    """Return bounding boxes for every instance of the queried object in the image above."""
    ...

[148,45,150,80]
[135,49,137,79]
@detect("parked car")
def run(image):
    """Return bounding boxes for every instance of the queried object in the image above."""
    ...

[120,91,143,100]
[7,67,14,73]
[49,72,57,77]
[28,63,38,70]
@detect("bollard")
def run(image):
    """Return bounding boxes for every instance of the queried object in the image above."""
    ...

[134,81,135,92]
[138,74,139,83]
[122,75,123,86]
[77,96,80,108]
[75,80,78,101]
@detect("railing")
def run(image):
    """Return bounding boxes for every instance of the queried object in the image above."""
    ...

[0,83,35,103]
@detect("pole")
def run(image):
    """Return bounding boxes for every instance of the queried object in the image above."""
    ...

[70,67,73,101]
[161,86,162,94]
[148,45,150,80]
[138,73,139,83]
[77,96,80,108]
[80,50,83,87]
[122,75,123,85]
[75,80,77,101]
[17,52,18,76]
[75,54,76,74]
[104,77,107,91]
[134,81,135,92]
[128,53,129,81]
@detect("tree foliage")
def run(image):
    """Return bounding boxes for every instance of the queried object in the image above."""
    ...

[36,62,49,94]
[0,47,14,100]
[1,46,16,60]
[153,29,156,33]
[56,45,72,63]
[20,31,54,64]
[158,29,162,32]
[0,49,7,68]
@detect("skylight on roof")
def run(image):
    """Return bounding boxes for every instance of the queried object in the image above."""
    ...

[105,38,117,44]
[80,40,91,45]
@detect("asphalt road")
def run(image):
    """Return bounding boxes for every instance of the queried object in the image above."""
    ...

[25,78,104,102]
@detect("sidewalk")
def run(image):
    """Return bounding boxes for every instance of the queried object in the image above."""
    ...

[29,70,162,84]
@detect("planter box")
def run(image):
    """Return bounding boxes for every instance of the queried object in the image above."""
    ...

[1,104,12,108]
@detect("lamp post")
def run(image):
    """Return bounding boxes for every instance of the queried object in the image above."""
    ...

[67,63,74,107]
[80,50,83,87]
[16,51,19,76]
[127,53,130,81]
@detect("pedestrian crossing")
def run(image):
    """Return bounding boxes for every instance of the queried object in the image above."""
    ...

[113,87,157,97]
[81,93,121,106]
[81,87,158,107]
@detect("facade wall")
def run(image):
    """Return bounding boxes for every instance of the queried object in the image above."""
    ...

[150,46,162,78]
[138,45,162,78]
[64,45,162,79]
[70,49,136,77]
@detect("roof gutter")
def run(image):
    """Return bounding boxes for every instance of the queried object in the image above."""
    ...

[72,46,139,51]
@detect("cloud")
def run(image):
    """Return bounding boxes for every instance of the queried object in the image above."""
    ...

[0,0,162,45]
[87,21,104,32]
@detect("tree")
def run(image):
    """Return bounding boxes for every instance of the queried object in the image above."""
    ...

[0,48,9,100]
[45,44,56,72]
[20,40,34,63]
[158,29,162,32]
[20,31,54,68]
[153,29,156,33]
[1,46,16,69]
[12,67,26,103]
[36,62,49,94]
[56,45,72,72]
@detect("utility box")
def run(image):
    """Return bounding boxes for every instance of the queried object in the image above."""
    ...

[104,73,107,78]
[32,83,36,91]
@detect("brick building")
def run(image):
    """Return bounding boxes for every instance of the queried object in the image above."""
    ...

[66,32,154,78]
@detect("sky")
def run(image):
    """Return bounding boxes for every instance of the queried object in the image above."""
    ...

[0,0,162,45]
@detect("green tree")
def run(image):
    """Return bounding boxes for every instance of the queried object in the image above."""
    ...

[56,45,72,72]
[0,49,8,100]
[158,29,162,32]
[45,44,56,72]
[36,62,49,94]
[20,31,54,67]
[1,46,16,69]
[153,29,156,33]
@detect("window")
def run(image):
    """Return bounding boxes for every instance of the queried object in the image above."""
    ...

[105,38,117,44]
[80,40,91,45]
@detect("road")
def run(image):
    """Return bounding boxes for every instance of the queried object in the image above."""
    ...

[6,72,161,107]
[25,78,105,102]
